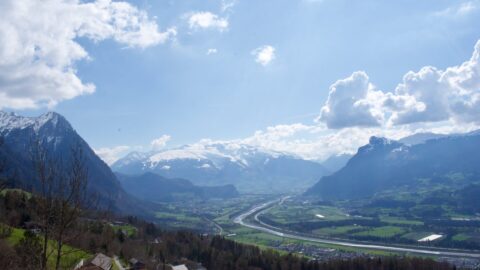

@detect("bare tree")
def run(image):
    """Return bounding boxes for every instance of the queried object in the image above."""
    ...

[0,136,6,193]
[32,139,56,270]
[52,146,93,270]
[32,141,97,270]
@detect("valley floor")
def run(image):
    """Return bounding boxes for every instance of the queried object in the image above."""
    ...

[148,193,480,269]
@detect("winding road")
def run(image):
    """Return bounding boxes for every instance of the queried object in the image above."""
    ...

[234,197,480,259]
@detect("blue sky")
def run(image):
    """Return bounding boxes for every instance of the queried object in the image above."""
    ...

[1,0,480,163]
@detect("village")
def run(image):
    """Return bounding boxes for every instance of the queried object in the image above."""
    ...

[73,252,208,270]
[274,242,480,270]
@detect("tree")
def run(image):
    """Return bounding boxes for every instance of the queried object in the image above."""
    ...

[32,141,96,270]
[15,230,42,270]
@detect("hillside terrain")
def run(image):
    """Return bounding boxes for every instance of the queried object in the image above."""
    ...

[0,111,145,214]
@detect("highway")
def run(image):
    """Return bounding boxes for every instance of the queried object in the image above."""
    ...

[233,197,480,259]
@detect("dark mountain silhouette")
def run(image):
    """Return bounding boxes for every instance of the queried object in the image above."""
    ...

[306,132,480,199]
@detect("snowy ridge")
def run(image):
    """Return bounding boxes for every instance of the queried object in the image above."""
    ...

[125,140,296,170]
[0,111,71,135]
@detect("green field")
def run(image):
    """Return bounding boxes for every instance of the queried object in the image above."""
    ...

[313,225,364,236]
[263,204,350,224]
[353,226,406,238]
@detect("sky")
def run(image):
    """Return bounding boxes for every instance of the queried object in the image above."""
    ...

[1,0,480,164]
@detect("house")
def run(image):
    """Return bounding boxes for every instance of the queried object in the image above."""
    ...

[23,221,42,234]
[150,237,163,244]
[78,253,112,270]
[129,258,146,270]
[171,264,189,270]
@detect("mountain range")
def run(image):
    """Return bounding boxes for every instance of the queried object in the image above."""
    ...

[112,143,330,193]
[305,131,480,199]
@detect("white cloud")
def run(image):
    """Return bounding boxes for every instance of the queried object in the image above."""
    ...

[317,71,384,129]
[187,12,228,31]
[317,40,480,128]
[95,145,130,165]
[207,48,218,55]
[221,0,236,13]
[252,45,276,66]
[203,119,478,162]
[0,0,175,110]
[151,135,171,150]
[434,1,478,18]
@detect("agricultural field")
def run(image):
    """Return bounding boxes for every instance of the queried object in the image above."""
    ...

[151,194,273,233]
[256,196,480,250]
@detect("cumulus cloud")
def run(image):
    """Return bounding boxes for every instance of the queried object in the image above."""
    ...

[317,40,480,128]
[187,12,228,31]
[207,48,218,55]
[317,71,384,129]
[252,45,276,66]
[0,0,175,110]
[151,135,171,150]
[95,145,130,165]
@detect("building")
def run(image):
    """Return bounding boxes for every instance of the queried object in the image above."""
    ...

[171,264,189,270]
[78,253,113,270]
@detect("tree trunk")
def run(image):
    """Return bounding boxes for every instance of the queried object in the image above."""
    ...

[54,238,63,270]
[41,229,48,270]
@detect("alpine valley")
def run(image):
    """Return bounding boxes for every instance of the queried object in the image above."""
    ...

[1,111,480,269]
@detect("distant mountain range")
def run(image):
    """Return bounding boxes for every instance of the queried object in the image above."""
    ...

[305,130,480,199]
[113,143,330,193]
[116,172,239,203]
[0,111,147,214]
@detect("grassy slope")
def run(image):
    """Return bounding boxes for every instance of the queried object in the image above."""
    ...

[4,226,91,269]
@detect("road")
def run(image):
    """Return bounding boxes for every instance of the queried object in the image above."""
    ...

[234,197,480,259]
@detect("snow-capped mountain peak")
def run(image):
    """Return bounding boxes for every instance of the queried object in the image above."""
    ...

[112,141,330,193]
[0,111,72,135]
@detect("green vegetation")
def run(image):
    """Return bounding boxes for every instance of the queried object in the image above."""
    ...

[353,226,405,238]
[452,233,470,241]
[3,226,90,269]
[111,224,137,237]
[380,216,423,226]
[264,204,349,224]
[313,225,363,235]
[6,227,24,245]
